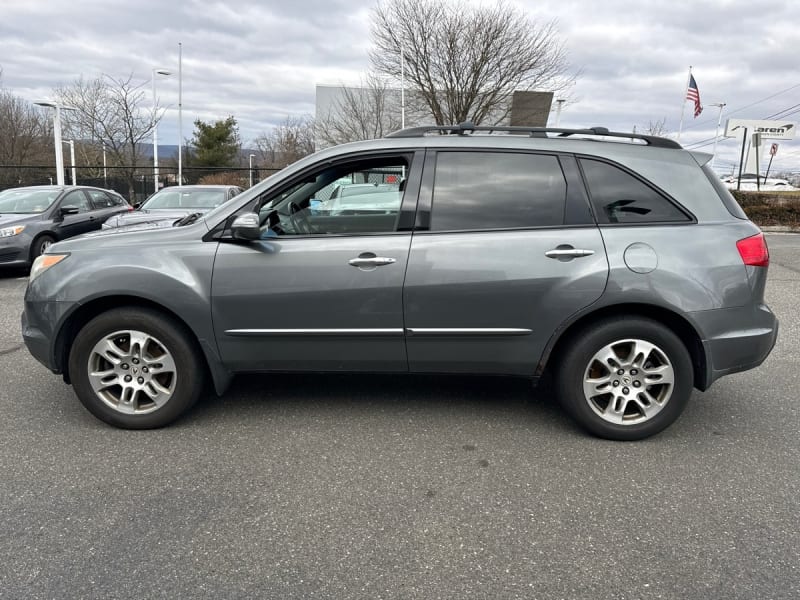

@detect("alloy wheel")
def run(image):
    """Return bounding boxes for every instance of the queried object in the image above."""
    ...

[87,329,177,415]
[582,338,675,425]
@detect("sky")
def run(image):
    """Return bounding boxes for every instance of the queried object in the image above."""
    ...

[1,0,799,174]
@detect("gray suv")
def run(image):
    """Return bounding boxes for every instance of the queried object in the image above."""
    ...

[21,124,778,439]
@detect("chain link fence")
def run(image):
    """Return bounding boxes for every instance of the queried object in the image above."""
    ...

[0,165,281,204]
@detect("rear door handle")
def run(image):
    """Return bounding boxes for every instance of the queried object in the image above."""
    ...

[349,254,397,268]
[545,246,595,259]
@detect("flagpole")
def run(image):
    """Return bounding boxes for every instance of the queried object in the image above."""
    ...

[677,65,692,142]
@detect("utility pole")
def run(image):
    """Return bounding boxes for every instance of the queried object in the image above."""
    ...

[709,102,726,171]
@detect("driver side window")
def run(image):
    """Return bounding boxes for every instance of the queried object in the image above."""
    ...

[60,191,91,213]
[256,155,410,237]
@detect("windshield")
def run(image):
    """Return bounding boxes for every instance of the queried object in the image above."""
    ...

[141,188,227,210]
[0,189,60,214]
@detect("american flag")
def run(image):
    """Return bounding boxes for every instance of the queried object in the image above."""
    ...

[686,74,702,118]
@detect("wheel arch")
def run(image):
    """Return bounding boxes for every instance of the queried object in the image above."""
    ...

[54,294,232,394]
[28,231,58,261]
[539,303,708,391]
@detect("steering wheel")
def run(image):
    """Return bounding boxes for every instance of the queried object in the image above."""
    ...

[287,202,313,234]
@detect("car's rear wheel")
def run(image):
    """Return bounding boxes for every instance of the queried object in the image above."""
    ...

[68,308,204,429]
[556,317,693,440]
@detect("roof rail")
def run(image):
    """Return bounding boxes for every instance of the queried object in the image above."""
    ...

[385,121,682,149]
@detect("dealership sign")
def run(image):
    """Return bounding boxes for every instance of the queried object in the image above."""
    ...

[724,119,796,140]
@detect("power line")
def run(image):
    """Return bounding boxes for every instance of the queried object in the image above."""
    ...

[763,103,800,120]
[680,81,800,132]
[684,94,800,150]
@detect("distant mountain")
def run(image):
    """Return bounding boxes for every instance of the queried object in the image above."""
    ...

[137,145,259,162]
[138,144,179,159]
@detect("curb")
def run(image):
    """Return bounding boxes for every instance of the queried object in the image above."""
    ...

[760,226,800,234]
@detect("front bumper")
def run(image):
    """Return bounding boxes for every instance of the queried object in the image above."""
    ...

[0,236,31,267]
[21,299,79,374]
[695,303,779,390]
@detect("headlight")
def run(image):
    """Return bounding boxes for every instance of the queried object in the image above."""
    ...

[0,225,25,237]
[30,253,69,281]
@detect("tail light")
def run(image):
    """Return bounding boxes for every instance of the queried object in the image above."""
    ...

[736,232,769,267]
[127,205,134,211]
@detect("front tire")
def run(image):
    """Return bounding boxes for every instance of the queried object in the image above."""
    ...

[30,234,55,262]
[556,317,693,441]
[68,308,205,429]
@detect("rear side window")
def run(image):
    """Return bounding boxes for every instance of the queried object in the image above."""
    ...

[580,159,691,224]
[87,190,124,208]
[430,151,566,231]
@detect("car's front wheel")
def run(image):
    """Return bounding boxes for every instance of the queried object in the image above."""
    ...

[30,234,55,262]
[556,317,693,440]
[68,308,205,428]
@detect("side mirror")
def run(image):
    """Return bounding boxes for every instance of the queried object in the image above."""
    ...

[230,212,261,240]
[132,201,142,209]
[60,206,80,216]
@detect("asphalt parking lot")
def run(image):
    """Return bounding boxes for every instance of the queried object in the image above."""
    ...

[0,235,798,599]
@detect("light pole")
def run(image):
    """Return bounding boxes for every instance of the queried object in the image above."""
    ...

[152,68,172,193]
[249,154,256,187]
[178,42,183,187]
[62,140,77,185]
[102,142,108,188]
[400,49,405,129]
[34,100,75,186]
[709,102,726,172]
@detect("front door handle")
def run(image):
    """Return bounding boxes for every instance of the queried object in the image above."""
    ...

[545,246,595,260]
[349,253,397,268]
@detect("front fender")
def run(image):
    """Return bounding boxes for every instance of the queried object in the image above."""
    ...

[25,239,232,394]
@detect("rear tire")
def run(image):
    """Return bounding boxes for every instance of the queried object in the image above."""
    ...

[556,317,693,441]
[68,307,205,429]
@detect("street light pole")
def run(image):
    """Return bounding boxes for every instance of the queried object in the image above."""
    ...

[102,142,108,188]
[34,101,73,186]
[400,49,405,129]
[249,153,256,188]
[709,102,726,172]
[63,140,77,185]
[152,68,172,193]
[178,42,183,187]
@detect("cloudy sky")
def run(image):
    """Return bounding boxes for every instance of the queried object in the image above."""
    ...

[2,0,799,173]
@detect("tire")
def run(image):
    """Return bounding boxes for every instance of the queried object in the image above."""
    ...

[30,234,56,261]
[68,307,205,429]
[555,317,693,441]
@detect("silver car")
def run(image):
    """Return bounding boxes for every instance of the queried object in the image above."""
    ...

[102,184,242,229]
[21,124,778,439]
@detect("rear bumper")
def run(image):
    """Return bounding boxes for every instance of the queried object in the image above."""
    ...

[694,303,778,390]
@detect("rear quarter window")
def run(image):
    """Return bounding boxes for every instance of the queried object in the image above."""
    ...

[579,158,692,224]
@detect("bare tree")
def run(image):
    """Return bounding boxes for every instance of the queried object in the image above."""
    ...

[316,74,403,147]
[55,74,163,197]
[370,0,575,126]
[639,118,669,137]
[0,72,52,187]
[254,115,316,168]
